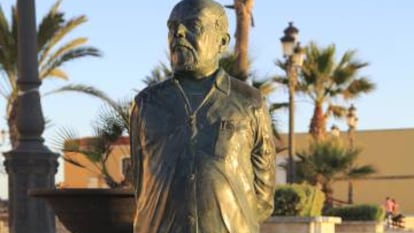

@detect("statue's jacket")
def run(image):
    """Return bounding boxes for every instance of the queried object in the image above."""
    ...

[130,69,276,233]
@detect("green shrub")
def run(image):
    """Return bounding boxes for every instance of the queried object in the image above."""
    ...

[273,183,324,216]
[325,204,385,221]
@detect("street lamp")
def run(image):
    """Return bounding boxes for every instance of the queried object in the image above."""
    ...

[330,124,341,138]
[346,104,358,148]
[3,1,58,233]
[280,22,305,183]
[346,104,358,204]
[0,129,8,145]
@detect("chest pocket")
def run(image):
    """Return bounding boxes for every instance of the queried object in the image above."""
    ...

[214,118,251,159]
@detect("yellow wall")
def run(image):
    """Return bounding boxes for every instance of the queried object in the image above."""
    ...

[334,129,414,214]
[278,128,414,214]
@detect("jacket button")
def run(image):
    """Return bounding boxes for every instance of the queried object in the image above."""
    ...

[189,174,195,180]
[188,215,195,224]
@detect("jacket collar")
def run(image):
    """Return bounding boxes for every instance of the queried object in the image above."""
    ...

[214,68,231,95]
[171,68,231,96]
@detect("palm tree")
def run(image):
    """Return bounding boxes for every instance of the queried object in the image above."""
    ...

[224,0,255,81]
[51,98,131,188]
[48,84,132,188]
[293,138,376,212]
[275,42,375,140]
[343,160,376,205]
[0,0,101,148]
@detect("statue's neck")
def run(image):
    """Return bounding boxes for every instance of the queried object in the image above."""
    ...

[174,69,217,93]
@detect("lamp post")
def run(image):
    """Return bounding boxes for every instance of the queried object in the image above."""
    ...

[330,124,340,138]
[346,104,358,204]
[0,129,9,146]
[3,0,58,233]
[280,22,305,183]
[346,104,358,149]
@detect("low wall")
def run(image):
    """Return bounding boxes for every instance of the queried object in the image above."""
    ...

[404,215,414,230]
[0,213,8,233]
[335,221,384,233]
[261,216,341,233]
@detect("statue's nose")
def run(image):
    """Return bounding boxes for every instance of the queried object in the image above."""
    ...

[174,24,186,38]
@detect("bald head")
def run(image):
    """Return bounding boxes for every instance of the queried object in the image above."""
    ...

[169,0,229,34]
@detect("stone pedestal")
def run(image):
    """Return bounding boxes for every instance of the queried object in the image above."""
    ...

[4,150,58,233]
[261,216,341,233]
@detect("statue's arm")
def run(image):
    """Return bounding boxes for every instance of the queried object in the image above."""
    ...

[251,101,276,222]
[128,101,142,197]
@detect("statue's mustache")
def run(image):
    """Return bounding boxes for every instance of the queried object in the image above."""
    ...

[171,41,195,54]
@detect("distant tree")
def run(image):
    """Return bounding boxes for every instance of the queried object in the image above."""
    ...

[0,0,101,147]
[143,62,172,86]
[293,138,376,212]
[49,84,131,188]
[274,42,375,140]
[225,0,255,81]
[52,99,131,188]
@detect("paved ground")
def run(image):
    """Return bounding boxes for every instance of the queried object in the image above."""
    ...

[386,229,414,233]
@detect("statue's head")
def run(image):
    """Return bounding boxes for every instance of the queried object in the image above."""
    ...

[168,0,230,77]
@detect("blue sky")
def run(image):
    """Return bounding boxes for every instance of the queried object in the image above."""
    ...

[1,0,414,198]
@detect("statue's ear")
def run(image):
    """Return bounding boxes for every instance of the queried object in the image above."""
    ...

[219,33,230,53]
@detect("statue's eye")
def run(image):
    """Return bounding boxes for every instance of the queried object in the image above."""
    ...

[187,21,203,33]
[167,21,178,31]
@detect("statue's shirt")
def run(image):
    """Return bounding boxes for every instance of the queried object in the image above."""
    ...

[130,69,276,233]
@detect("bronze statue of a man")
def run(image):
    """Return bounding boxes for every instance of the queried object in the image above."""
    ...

[130,0,276,232]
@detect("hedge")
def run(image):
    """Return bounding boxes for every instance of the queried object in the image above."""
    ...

[325,204,385,221]
[273,183,325,217]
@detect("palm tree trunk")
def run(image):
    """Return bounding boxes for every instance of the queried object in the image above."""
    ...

[348,180,354,204]
[322,182,334,214]
[309,104,326,140]
[233,0,254,81]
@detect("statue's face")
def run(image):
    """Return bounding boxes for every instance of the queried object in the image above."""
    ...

[168,5,228,77]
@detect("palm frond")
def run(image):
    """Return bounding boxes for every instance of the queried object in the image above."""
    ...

[295,139,365,183]
[143,62,172,86]
[11,6,17,49]
[219,51,253,80]
[48,126,80,152]
[327,104,347,118]
[40,47,101,79]
[62,157,86,169]
[0,6,11,46]
[347,165,376,179]
[44,84,118,110]
[337,50,357,68]
[37,0,64,51]
[0,6,16,74]
[274,59,287,70]
[272,75,288,85]
[39,37,89,69]
[44,68,68,80]
[269,102,289,112]
[93,103,128,143]
[343,77,376,99]
[257,81,275,96]
[39,15,88,64]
